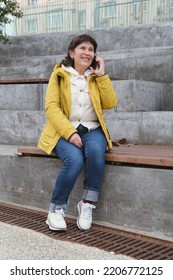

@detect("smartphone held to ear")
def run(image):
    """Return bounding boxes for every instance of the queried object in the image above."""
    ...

[92,56,100,69]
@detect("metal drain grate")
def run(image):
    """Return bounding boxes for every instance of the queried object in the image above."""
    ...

[0,201,173,260]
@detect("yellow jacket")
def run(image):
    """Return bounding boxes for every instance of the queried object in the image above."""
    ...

[38,64,118,154]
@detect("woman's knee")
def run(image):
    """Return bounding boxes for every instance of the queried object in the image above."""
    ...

[87,143,105,158]
[64,152,84,166]
[64,149,84,170]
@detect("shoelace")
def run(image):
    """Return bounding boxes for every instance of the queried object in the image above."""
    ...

[54,209,65,219]
[81,204,96,219]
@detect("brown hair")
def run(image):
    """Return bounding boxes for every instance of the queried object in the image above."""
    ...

[61,34,97,68]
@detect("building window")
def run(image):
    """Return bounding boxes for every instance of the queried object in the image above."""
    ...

[133,0,149,18]
[143,1,149,13]
[104,1,116,18]
[133,1,140,19]
[27,19,37,33]
[47,10,63,29]
[160,0,173,7]
[28,0,37,6]
[79,10,86,28]
[167,0,173,7]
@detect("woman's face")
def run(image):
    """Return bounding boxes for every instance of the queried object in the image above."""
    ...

[70,41,95,74]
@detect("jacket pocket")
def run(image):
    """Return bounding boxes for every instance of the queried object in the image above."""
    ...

[41,121,57,144]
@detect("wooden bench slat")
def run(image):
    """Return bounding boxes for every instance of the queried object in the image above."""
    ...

[17,146,55,156]
[106,152,173,167]
[111,145,173,157]
[17,145,173,167]
[0,78,49,84]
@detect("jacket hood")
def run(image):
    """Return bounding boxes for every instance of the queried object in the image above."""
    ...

[53,63,96,79]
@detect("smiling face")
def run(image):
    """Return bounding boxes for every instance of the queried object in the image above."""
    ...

[69,41,95,75]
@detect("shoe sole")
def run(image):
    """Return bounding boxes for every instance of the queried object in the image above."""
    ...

[45,219,67,231]
[77,203,90,231]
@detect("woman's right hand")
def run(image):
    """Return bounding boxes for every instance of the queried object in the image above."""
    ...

[69,133,83,148]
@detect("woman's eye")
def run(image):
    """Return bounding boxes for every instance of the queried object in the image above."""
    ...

[80,46,94,52]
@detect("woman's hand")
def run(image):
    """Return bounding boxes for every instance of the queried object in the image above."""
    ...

[69,133,83,148]
[90,56,105,77]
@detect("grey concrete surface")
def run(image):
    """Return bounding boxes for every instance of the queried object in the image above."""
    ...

[1,24,173,82]
[1,23,173,56]
[0,111,45,145]
[0,47,173,83]
[0,222,133,260]
[106,111,173,146]
[0,145,173,240]
[0,84,42,111]
[1,111,173,146]
[115,80,173,112]
[1,80,173,112]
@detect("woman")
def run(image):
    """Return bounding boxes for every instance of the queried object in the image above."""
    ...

[38,34,118,231]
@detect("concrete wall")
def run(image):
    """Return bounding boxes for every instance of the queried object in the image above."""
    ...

[0,152,172,239]
[1,111,173,146]
[1,81,173,112]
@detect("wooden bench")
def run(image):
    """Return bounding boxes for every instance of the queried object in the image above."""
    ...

[17,144,173,168]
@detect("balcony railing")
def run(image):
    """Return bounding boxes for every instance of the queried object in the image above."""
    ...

[5,0,173,36]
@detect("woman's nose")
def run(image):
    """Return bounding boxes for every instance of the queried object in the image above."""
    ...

[84,49,91,55]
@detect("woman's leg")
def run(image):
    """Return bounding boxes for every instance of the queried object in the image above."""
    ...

[82,127,107,201]
[77,127,107,230]
[51,137,84,210]
[46,137,84,231]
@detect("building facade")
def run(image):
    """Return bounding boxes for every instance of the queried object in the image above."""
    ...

[9,0,173,36]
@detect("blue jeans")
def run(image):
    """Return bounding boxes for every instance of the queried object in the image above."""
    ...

[50,127,107,210]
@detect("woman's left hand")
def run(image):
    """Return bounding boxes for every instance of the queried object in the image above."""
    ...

[90,56,105,77]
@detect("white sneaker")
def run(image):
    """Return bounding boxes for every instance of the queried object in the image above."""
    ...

[46,209,67,231]
[77,200,96,230]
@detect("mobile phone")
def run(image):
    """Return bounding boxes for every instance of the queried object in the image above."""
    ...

[92,56,100,69]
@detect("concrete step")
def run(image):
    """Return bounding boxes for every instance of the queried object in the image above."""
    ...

[0,47,173,82]
[0,55,60,80]
[1,23,173,57]
[0,110,45,145]
[106,111,173,146]
[1,80,173,112]
[0,144,172,240]
[115,80,173,111]
[0,110,173,146]
[0,83,46,111]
